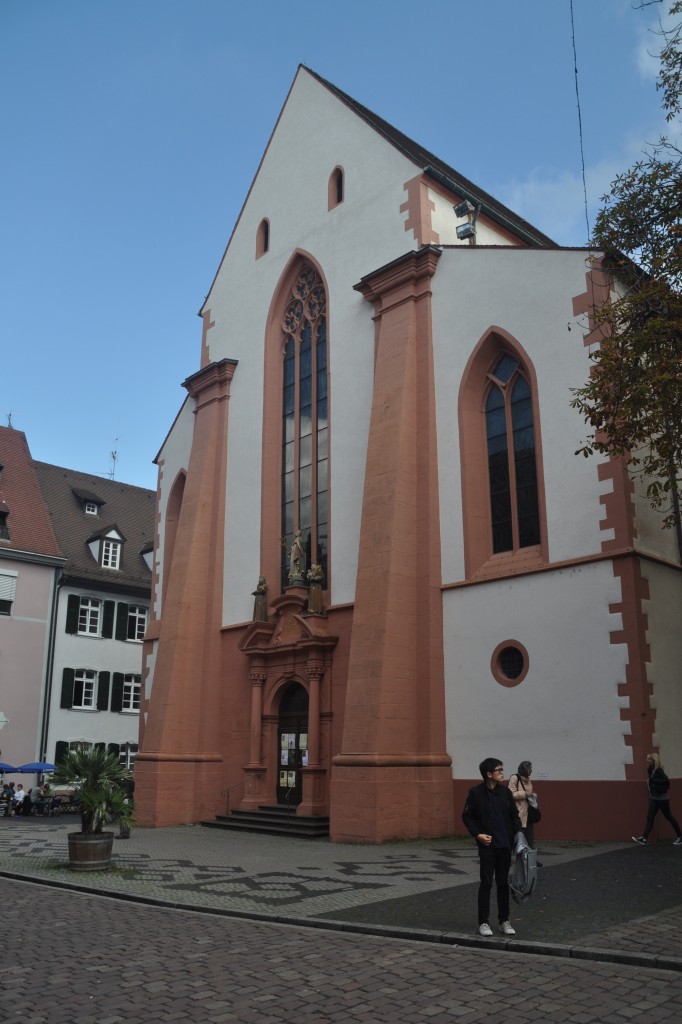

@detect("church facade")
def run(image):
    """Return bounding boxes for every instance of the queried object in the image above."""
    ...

[135,67,682,841]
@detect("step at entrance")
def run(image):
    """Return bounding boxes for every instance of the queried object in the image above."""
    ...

[201,804,329,839]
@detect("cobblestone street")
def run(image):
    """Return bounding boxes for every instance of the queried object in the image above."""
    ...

[4,878,682,1024]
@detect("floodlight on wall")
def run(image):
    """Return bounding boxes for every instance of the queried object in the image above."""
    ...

[456,223,476,240]
[454,200,475,218]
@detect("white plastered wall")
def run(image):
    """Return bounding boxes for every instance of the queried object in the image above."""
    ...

[433,247,614,584]
[443,562,629,780]
[200,69,446,624]
[429,187,516,247]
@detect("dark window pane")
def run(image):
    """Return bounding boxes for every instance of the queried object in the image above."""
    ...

[499,646,524,679]
[299,495,312,531]
[284,384,295,415]
[317,458,328,492]
[317,398,327,428]
[284,472,294,504]
[300,375,312,408]
[300,433,312,468]
[317,368,327,400]
[300,344,312,377]
[486,384,505,412]
[284,503,294,536]
[492,355,519,383]
[317,427,328,460]
[299,464,312,499]
[301,323,312,351]
[284,442,294,473]
[300,409,312,437]
[284,411,294,443]
[284,354,295,386]
[317,490,328,526]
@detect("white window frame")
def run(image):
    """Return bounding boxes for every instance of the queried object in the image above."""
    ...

[78,598,101,635]
[122,674,141,712]
[73,670,97,709]
[84,502,98,516]
[101,539,121,569]
[127,605,148,642]
[0,570,17,616]
[119,743,138,769]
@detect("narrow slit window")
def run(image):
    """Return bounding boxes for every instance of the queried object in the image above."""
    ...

[328,167,344,209]
[257,218,270,258]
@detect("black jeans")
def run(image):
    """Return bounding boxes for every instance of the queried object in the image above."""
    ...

[478,845,512,924]
[643,799,682,839]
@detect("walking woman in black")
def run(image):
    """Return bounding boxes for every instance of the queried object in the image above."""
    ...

[632,753,682,845]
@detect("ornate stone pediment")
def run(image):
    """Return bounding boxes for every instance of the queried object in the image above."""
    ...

[239,586,338,656]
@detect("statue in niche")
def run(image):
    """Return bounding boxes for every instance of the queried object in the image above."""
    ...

[287,529,306,585]
[251,576,268,622]
[307,563,324,615]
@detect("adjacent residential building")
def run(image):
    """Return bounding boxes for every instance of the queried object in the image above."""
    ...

[0,428,64,771]
[33,463,155,769]
[0,426,155,777]
[133,66,682,841]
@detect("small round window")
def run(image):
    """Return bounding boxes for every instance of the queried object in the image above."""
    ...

[491,640,529,687]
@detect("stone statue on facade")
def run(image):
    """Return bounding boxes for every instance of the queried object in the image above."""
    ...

[251,576,268,621]
[287,529,306,585]
[306,563,324,615]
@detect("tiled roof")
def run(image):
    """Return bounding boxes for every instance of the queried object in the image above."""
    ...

[303,66,557,248]
[0,427,63,560]
[33,462,155,593]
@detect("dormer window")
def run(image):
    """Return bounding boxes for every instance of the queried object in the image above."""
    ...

[101,538,121,569]
[87,526,125,570]
[85,501,99,516]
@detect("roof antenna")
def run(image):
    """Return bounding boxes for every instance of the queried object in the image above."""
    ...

[6,412,13,428]
[109,441,119,480]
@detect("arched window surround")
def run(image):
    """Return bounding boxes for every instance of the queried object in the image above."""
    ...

[261,251,332,596]
[458,327,547,581]
[162,470,186,607]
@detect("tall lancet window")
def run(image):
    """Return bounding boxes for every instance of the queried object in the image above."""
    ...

[281,264,328,589]
[485,353,540,553]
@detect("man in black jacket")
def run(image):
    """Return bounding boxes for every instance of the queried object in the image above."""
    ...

[462,757,523,937]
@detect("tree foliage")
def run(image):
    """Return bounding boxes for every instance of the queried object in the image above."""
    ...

[571,1,682,538]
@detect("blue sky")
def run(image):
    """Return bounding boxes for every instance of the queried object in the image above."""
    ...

[0,0,673,490]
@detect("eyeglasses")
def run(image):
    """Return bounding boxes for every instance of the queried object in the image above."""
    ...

[492,768,504,774]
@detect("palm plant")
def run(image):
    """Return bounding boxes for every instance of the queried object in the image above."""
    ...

[53,746,133,835]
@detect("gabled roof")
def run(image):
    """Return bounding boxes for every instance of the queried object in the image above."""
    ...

[303,67,556,248]
[202,64,557,310]
[33,462,155,593]
[0,427,63,561]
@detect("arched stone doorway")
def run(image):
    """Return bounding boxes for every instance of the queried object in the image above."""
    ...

[276,682,309,806]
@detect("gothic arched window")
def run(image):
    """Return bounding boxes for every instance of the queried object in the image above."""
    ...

[485,353,540,553]
[280,264,328,589]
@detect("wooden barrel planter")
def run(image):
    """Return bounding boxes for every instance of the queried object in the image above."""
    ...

[67,831,115,871]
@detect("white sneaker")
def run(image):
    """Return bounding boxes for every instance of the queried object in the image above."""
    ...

[632,836,647,845]
[673,836,682,846]
[478,923,493,937]
[498,921,516,935]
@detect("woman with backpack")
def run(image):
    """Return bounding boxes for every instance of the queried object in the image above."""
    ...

[632,753,682,846]
[508,760,540,852]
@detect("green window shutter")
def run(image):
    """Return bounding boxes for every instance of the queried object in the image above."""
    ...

[107,743,121,758]
[65,595,79,633]
[94,742,105,752]
[55,741,69,766]
[115,603,129,641]
[111,673,124,713]
[60,668,75,709]
[102,601,115,639]
[97,671,110,711]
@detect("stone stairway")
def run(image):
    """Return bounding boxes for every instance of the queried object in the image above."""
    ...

[201,804,330,839]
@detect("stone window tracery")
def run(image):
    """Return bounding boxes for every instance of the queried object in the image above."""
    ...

[281,264,328,590]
